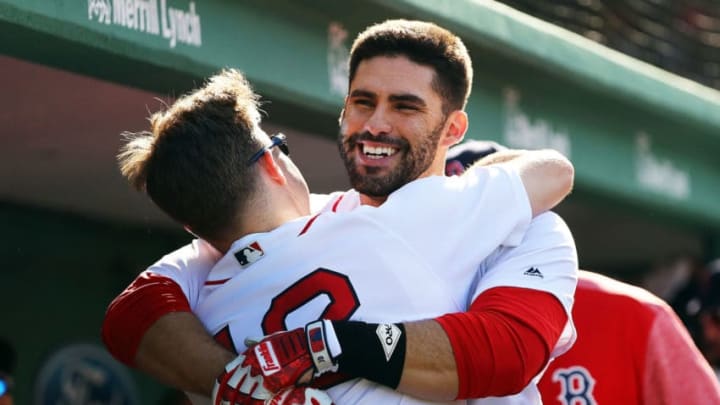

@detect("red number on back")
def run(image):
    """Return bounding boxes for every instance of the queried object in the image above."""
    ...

[262,268,360,335]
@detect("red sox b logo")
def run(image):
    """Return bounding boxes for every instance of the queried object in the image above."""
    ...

[552,366,597,405]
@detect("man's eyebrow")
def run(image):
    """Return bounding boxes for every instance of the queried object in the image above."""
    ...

[389,94,426,107]
[349,89,376,98]
[348,90,427,107]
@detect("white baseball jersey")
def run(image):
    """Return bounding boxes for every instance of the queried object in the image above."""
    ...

[144,192,345,311]
[192,164,532,404]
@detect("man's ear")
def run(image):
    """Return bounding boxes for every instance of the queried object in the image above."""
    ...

[442,110,468,147]
[259,151,287,185]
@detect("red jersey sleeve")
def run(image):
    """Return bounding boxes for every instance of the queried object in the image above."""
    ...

[101,272,191,366]
[436,286,567,398]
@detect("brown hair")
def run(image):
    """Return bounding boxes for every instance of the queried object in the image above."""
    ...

[349,19,473,113]
[118,69,264,240]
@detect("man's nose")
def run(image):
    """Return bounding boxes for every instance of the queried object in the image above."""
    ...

[362,108,392,136]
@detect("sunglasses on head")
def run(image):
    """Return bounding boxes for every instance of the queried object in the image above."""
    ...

[248,133,290,165]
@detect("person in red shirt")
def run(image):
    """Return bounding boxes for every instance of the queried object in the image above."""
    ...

[538,271,720,404]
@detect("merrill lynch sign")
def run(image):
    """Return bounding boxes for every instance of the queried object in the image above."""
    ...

[88,0,202,48]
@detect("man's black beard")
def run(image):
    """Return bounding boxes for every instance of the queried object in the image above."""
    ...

[337,122,444,197]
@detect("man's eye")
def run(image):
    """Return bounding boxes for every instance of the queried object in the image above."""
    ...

[397,104,418,111]
[354,99,373,107]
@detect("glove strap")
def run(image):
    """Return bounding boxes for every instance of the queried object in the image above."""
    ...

[305,320,339,376]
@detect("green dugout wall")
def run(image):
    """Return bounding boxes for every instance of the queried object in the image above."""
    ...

[1,0,719,402]
[3,0,719,227]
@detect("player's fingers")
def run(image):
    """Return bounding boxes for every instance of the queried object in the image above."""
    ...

[298,369,313,385]
[215,355,247,405]
[244,336,261,347]
[265,387,334,405]
[233,394,265,405]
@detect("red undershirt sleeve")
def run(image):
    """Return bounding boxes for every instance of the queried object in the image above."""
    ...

[435,286,568,399]
[101,272,192,366]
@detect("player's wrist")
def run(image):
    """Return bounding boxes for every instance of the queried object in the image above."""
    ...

[305,320,340,376]
[321,320,406,388]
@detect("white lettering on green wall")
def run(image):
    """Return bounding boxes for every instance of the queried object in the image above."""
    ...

[503,87,572,157]
[635,132,690,200]
[88,0,202,49]
[328,22,349,97]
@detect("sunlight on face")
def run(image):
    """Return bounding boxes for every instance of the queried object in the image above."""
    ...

[338,56,448,197]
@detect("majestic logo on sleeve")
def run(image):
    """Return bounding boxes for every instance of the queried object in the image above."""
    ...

[376,324,402,362]
[234,242,264,267]
[552,366,597,405]
[523,266,544,279]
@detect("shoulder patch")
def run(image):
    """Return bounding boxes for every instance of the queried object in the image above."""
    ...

[234,241,264,267]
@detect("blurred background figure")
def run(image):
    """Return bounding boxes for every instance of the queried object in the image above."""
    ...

[667,255,714,347]
[0,338,16,405]
[700,261,720,381]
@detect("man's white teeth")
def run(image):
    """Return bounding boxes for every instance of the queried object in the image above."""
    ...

[362,145,397,158]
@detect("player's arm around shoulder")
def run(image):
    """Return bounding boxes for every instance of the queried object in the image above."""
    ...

[474,211,578,344]
[434,211,579,398]
[469,149,574,217]
[101,240,232,396]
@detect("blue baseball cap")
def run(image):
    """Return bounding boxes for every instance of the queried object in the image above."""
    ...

[445,140,507,175]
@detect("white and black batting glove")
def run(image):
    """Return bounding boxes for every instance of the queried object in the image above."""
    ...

[212,321,339,405]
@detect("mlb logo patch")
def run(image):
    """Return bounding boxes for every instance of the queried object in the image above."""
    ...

[234,241,264,267]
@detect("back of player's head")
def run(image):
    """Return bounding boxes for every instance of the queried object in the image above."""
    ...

[117,69,265,240]
[445,140,507,175]
[349,19,473,114]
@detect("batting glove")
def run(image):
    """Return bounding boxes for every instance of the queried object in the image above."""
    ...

[266,386,334,405]
[212,321,338,405]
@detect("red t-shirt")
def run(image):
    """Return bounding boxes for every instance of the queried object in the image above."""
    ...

[539,271,720,404]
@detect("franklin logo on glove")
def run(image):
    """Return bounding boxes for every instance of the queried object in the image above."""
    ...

[256,341,281,375]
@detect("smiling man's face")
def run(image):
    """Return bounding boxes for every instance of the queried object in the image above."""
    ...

[338,55,452,203]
